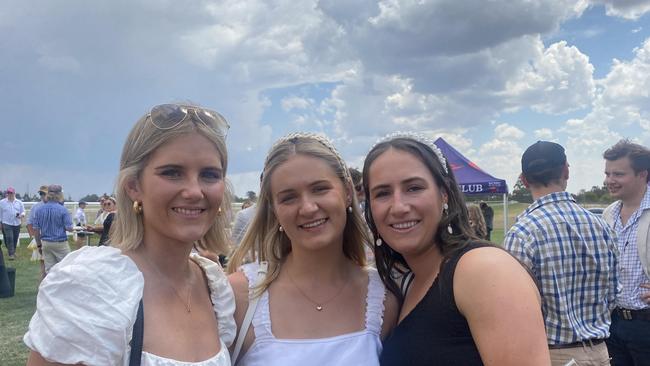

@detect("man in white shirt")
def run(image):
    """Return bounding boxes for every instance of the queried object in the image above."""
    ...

[74,201,87,227]
[0,187,25,260]
[231,203,256,248]
[602,139,650,366]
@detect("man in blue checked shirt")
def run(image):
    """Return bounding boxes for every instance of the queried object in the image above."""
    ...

[33,184,73,275]
[602,139,650,366]
[505,141,619,366]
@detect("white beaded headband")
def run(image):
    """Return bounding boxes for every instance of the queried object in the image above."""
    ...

[371,131,448,174]
[268,132,352,182]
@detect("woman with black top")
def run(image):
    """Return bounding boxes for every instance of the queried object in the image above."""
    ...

[98,196,116,245]
[362,132,550,366]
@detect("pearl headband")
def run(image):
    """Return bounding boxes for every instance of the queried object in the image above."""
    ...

[371,131,448,174]
[268,132,352,182]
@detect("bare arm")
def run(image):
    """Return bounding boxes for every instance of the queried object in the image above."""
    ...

[454,247,550,366]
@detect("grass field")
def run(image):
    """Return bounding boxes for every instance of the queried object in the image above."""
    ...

[0,201,529,364]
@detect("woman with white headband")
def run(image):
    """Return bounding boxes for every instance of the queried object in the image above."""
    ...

[363,133,550,366]
[228,133,398,366]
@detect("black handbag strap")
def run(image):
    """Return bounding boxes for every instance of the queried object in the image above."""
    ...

[129,299,144,366]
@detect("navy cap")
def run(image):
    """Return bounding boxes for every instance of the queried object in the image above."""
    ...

[521,141,566,175]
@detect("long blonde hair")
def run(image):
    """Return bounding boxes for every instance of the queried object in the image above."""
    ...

[467,204,487,240]
[111,105,232,255]
[227,133,369,293]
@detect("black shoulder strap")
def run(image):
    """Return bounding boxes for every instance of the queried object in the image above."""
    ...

[129,299,144,366]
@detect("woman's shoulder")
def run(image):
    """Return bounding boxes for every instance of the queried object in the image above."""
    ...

[46,245,143,284]
[191,254,237,347]
[24,246,144,364]
[36,246,144,309]
[453,245,537,303]
[455,245,521,275]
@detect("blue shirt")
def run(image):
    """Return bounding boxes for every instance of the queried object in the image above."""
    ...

[504,192,620,345]
[27,201,45,225]
[33,202,73,242]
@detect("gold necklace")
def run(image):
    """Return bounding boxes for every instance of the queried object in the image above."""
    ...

[144,256,195,313]
[287,268,348,312]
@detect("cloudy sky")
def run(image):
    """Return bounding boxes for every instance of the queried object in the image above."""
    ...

[1,0,650,200]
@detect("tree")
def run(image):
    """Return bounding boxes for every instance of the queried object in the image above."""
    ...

[246,191,257,201]
[574,185,612,204]
[509,177,533,203]
[80,194,101,202]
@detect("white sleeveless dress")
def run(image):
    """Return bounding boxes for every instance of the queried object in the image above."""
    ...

[237,263,386,366]
[23,246,236,366]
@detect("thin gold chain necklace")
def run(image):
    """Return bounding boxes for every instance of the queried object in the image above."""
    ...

[144,256,195,313]
[286,268,349,312]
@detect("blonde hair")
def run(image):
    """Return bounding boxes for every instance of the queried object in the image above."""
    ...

[111,105,231,255]
[467,204,487,240]
[227,133,369,293]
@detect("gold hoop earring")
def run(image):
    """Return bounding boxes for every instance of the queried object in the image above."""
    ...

[133,201,143,215]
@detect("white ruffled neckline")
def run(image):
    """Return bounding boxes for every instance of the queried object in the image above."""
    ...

[188,253,237,347]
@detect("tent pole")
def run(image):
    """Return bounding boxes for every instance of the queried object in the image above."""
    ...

[503,193,508,241]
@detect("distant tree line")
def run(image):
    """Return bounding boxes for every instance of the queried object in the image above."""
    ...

[464,178,614,206]
[508,178,613,205]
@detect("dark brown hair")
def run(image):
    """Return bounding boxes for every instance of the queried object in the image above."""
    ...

[362,137,483,301]
[603,139,650,182]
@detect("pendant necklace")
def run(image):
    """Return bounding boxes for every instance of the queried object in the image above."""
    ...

[287,268,348,312]
[145,256,195,313]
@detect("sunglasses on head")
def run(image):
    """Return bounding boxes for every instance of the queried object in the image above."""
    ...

[148,104,229,137]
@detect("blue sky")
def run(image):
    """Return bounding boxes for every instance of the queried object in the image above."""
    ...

[1,0,650,200]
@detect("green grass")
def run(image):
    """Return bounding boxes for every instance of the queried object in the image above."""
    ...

[480,201,530,246]
[0,239,41,366]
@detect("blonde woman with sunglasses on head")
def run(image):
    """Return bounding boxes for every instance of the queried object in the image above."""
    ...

[227,133,399,366]
[24,104,236,366]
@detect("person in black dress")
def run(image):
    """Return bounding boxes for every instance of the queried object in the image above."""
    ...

[362,133,550,366]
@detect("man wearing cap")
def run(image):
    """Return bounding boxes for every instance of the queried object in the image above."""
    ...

[26,185,49,241]
[505,141,619,366]
[32,185,73,274]
[601,139,650,365]
[0,187,25,260]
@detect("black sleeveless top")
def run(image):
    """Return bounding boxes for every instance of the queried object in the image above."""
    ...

[380,242,488,366]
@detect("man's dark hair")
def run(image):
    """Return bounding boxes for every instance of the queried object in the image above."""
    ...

[603,139,650,182]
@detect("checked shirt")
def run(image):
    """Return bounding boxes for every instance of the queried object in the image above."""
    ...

[505,192,620,345]
[608,183,650,310]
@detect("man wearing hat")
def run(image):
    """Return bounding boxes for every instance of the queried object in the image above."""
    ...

[26,185,49,241]
[505,141,619,365]
[0,187,26,260]
[32,185,73,274]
